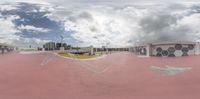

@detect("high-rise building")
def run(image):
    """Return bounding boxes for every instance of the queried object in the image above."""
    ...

[43,42,70,51]
[43,42,56,51]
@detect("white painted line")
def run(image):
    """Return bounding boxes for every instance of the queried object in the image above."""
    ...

[40,55,54,66]
[137,55,150,58]
[19,51,45,54]
[151,65,192,76]
[68,54,110,74]
[78,62,110,74]
[53,52,110,74]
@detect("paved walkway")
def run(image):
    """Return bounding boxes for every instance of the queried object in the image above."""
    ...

[0,52,199,99]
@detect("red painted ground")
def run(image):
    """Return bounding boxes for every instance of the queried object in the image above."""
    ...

[0,52,200,99]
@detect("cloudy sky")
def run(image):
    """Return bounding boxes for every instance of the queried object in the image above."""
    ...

[0,0,200,48]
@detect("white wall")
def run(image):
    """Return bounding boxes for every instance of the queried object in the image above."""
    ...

[152,44,195,57]
[195,42,200,55]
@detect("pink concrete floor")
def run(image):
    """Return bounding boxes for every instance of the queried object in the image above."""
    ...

[0,52,200,99]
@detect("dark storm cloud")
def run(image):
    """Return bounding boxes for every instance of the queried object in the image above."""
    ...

[139,14,177,33]
[78,12,93,21]
[66,11,93,22]
[137,4,200,43]
[89,26,98,32]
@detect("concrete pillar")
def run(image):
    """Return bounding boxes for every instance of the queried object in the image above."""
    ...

[2,46,4,54]
[60,47,65,52]
[95,48,97,53]
[195,42,200,55]
[128,48,131,52]
[90,46,94,55]
[146,44,152,57]
[0,46,1,54]
[106,47,108,54]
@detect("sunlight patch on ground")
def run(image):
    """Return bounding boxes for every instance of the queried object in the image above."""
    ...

[137,55,150,58]
[19,51,44,54]
[151,65,192,76]
[58,52,102,59]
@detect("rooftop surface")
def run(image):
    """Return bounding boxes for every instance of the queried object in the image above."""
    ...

[0,52,199,99]
[135,41,196,47]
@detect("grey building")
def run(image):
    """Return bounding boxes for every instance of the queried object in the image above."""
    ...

[0,43,14,54]
[43,42,56,51]
[43,42,69,51]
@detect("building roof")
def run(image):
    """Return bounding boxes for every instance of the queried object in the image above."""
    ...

[151,41,195,45]
[134,41,196,47]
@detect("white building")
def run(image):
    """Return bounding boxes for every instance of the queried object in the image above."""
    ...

[0,43,14,54]
[133,41,200,57]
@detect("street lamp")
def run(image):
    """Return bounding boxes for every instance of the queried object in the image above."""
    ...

[105,42,110,54]
[60,35,65,52]
[60,35,64,47]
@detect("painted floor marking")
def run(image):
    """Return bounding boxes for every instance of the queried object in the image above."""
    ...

[40,54,55,66]
[151,65,192,76]
[69,54,110,74]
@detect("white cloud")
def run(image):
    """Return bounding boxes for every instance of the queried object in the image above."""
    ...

[0,15,49,47]
[47,5,146,47]
[11,37,50,48]
[0,3,52,48]
[47,5,148,47]
[0,15,19,34]
[0,3,18,11]
[7,0,50,5]
[175,14,200,41]
[45,3,200,47]
[1,2,200,47]
[0,15,21,44]
[18,25,51,33]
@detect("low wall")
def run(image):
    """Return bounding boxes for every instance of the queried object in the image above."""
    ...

[0,45,14,54]
[151,44,195,57]
[133,42,200,57]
